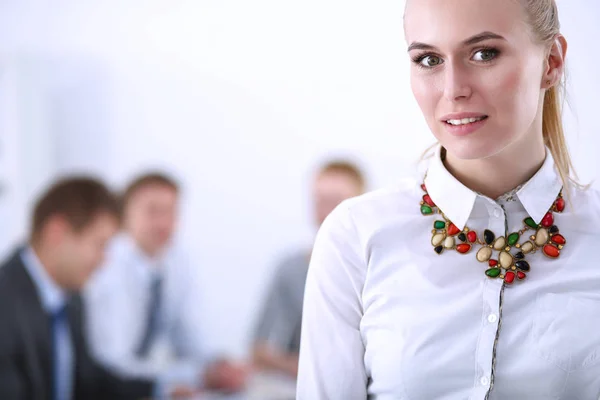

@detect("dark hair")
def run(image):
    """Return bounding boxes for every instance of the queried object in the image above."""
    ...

[318,160,366,192]
[31,176,119,241]
[121,172,179,210]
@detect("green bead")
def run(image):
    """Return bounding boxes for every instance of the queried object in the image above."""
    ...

[524,217,537,229]
[508,232,520,246]
[485,268,501,278]
[434,220,445,229]
[421,205,433,215]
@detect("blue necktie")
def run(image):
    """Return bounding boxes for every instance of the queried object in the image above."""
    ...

[51,304,72,400]
[136,276,163,357]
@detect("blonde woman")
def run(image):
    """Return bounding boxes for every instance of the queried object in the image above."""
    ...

[297,0,600,399]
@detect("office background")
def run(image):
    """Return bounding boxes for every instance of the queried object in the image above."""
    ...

[1,0,599,356]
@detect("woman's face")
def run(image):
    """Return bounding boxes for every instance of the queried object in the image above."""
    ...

[405,0,548,160]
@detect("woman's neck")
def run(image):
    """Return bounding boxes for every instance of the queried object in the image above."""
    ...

[443,135,546,200]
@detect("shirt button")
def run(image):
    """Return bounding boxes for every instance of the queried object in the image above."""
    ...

[493,209,501,218]
[488,314,498,323]
[481,376,490,386]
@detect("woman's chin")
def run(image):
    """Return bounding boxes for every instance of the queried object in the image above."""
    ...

[441,141,503,162]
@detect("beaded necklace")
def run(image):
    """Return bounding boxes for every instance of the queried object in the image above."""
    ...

[419,182,566,285]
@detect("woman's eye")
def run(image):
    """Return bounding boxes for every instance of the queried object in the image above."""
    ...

[472,49,498,62]
[420,55,443,67]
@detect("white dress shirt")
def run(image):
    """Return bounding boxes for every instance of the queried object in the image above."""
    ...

[84,235,217,392]
[297,146,600,400]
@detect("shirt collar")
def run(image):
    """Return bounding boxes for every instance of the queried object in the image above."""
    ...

[21,246,68,314]
[515,149,563,224]
[424,146,477,230]
[424,145,562,230]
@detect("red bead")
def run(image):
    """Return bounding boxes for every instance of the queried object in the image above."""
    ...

[504,271,516,284]
[517,271,526,280]
[541,212,554,228]
[423,194,435,207]
[489,259,498,267]
[421,183,427,192]
[447,223,460,236]
[456,244,471,254]
[467,231,477,243]
[551,234,566,245]
[555,197,565,212]
[543,244,560,258]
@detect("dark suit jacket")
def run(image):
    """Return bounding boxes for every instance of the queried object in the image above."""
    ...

[0,249,154,400]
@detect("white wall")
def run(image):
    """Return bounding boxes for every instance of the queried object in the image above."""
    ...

[0,63,21,259]
[0,57,63,259]
[1,0,599,355]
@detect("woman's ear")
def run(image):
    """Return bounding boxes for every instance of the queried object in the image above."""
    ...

[542,34,567,89]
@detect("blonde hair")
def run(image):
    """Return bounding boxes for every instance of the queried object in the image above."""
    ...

[521,0,579,189]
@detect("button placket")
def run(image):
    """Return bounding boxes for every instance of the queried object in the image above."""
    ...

[475,277,503,399]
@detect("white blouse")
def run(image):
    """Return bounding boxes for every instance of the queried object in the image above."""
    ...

[297,147,600,400]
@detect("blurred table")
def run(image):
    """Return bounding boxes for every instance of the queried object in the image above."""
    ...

[193,371,296,400]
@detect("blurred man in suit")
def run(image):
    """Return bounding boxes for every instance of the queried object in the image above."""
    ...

[85,172,248,394]
[252,160,366,377]
[0,177,155,400]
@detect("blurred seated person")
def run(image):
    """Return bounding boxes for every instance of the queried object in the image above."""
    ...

[0,177,155,400]
[252,160,366,378]
[85,172,247,394]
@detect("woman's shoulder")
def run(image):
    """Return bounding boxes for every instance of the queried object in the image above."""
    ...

[323,175,423,238]
[571,182,600,203]
[567,183,600,233]
[345,176,422,217]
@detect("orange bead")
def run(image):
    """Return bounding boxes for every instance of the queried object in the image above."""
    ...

[543,244,560,258]
[551,234,566,245]
[456,244,471,254]
[447,223,460,236]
